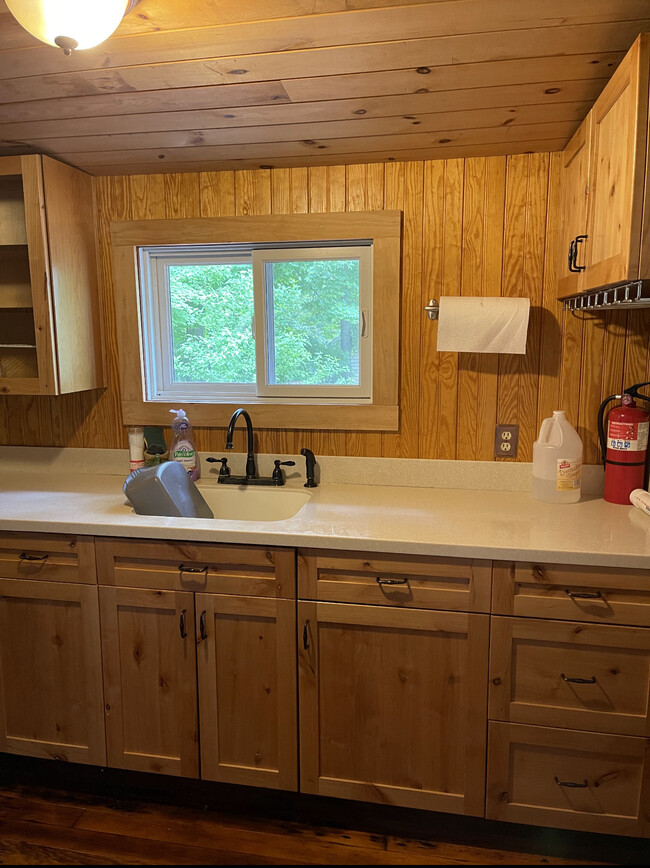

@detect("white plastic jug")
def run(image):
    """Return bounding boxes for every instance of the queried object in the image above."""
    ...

[532,410,583,503]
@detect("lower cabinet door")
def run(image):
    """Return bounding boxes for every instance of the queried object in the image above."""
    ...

[99,587,199,777]
[298,601,489,815]
[487,721,650,837]
[0,578,105,765]
[196,594,297,790]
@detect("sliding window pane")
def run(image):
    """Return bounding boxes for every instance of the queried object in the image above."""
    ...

[168,263,255,384]
[265,259,360,386]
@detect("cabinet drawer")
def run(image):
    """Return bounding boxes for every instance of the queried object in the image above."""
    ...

[489,616,650,736]
[486,721,650,837]
[492,561,650,626]
[96,537,295,598]
[298,549,490,612]
[0,531,96,584]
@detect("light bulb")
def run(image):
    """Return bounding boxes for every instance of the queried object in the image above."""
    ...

[6,1,132,54]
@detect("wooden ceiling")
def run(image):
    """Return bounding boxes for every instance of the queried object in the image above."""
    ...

[0,0,650,176]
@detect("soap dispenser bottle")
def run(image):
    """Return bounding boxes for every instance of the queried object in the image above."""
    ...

[169,408,200,481]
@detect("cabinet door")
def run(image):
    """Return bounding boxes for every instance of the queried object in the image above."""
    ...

[99,587,199,777]
[584,34,649,288]
[557,114,591,295]
[197,594,297,790]
[298,601,489,815]
[0,578,105,765]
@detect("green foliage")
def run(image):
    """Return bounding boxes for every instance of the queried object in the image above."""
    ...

[169,257,360,387]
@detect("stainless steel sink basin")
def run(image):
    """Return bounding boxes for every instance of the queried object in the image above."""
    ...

[195,484,311,521]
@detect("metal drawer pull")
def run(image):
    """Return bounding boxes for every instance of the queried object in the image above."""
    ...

[179,609,187,639]
[376,577,408,585]
[561,673,597,684]
[565,589,602,600]
[303,619,310,650]
[554,776,588,788]
[199,610,207,641]
[179,564,208,579]
[19,552,48,561]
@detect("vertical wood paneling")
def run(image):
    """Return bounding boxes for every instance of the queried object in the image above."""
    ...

[3,152,640,467]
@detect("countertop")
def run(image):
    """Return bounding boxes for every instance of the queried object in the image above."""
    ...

[1,448,649,568]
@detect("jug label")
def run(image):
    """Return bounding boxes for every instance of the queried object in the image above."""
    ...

[607,420,649,452]
[556,458,582,491]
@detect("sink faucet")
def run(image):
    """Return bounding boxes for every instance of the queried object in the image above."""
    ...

[226,408,257,479]
[301,447,317,488]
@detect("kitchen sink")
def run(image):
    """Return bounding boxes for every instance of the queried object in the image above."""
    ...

[193,484,311,522]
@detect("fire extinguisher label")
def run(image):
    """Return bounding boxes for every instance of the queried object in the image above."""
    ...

[556,459,582,490]
[607,420,649,452]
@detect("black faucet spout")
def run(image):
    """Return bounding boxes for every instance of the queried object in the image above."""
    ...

[226,408,257,479]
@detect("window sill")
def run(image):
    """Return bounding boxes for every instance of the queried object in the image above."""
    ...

[122,400,398,431]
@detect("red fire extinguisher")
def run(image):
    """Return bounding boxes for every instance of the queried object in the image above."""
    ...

[597,382,650,504]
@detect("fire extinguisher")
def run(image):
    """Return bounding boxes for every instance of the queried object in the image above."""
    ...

[597,381,650,504]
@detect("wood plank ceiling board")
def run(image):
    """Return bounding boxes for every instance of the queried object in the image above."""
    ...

[0,0,649,174]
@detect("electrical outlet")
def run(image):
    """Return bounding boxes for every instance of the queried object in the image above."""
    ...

[494,424,519,458]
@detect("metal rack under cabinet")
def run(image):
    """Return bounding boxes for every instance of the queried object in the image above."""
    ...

[558,279,650,312]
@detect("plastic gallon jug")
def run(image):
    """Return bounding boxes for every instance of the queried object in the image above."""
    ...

[532,410,583,503]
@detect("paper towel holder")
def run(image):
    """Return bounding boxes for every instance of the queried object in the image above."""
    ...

[424,298,439,320]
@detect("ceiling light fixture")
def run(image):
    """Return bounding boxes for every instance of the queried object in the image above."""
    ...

[6,0,141,55]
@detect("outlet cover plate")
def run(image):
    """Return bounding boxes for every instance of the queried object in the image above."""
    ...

[494,424,519,458]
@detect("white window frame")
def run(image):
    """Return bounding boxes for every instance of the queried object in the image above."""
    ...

[139,242,372,405]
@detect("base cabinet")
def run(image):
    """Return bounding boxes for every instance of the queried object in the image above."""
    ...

[96,537,298,789]
[298,602,489,814]
[0,577,105,765]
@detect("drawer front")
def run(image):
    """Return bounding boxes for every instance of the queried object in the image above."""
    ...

[492,561,650,626]
[0,531,96,584]
[298,549,491,612]
[96,537,295,598]
[487,721,650,837]
[489,616,650,736]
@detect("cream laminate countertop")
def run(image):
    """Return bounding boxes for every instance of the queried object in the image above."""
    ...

[0,448,649,568]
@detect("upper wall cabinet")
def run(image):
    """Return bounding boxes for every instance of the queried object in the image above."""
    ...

[557,34,650,294]
[0,154,104,395]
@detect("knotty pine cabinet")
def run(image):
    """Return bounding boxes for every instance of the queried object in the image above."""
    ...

[0,532,105,765]
[0,154,103,394]
[557,33,650,293]
[486,561,650,837]
[95,537,298,790]
[297,549,491,815]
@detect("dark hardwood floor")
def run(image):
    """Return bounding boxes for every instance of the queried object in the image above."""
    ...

[0,757,648,865]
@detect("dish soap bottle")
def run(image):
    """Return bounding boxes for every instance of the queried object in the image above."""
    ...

[532,410,582,503]
[169,408,200,481]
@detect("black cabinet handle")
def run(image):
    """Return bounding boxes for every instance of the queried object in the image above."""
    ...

[199,610,207,641]
[573,234,588,272]
[376,576,408,585]
[561,673,597,684]
[179,609,187,639]
[179,565,208,580]
[303,619,310,650]
[554,776,588,788]
[565,589,602,600]
[19,552,48,561]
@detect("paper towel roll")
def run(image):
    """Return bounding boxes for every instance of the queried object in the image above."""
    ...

[436,296,530,354]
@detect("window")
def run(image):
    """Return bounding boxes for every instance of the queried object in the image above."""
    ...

[139,243,372,403]
[110,211,400,431]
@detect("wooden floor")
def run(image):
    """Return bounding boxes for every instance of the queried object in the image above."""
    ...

[0,757,649,865]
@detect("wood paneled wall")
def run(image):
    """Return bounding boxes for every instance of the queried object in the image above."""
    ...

[2,155,650,463]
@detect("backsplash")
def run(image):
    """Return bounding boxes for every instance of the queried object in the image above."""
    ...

[1,154,648,462]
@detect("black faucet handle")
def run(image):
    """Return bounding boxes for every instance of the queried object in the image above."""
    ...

[272,459,295,484]
[218,457,230,477]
